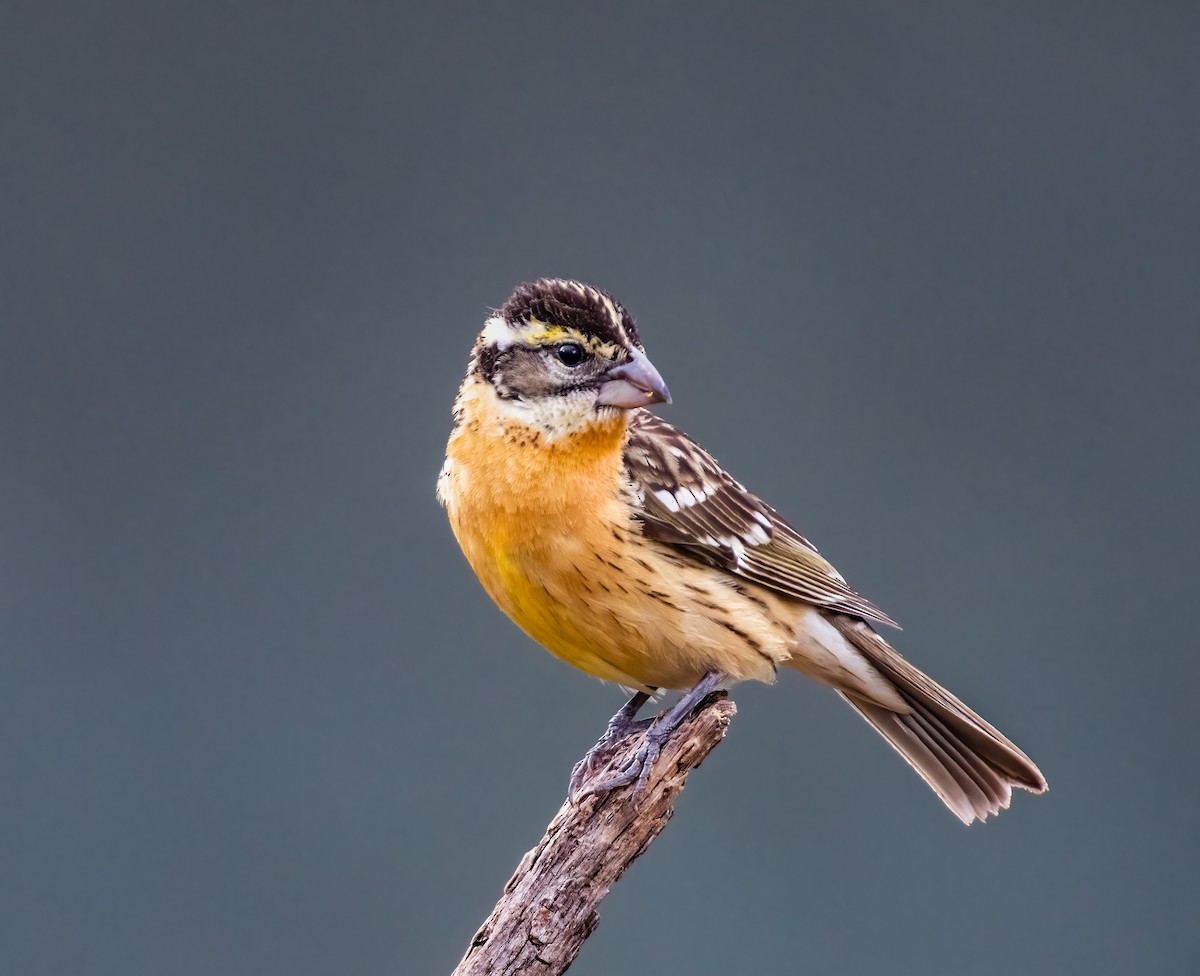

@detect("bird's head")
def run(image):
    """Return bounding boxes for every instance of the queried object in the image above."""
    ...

[466,279,670,436]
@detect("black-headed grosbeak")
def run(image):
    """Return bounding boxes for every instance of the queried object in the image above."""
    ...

[438,278,1046,824]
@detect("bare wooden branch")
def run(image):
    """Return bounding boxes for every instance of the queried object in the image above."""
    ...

[451,693,736,976]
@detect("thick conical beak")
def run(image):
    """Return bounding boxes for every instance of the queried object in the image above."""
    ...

[596,347,672,408]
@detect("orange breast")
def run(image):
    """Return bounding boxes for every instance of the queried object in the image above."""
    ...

[439,382,790,690]
[441,395,654,685]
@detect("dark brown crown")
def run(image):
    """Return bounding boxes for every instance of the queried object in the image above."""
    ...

[500,279,642,350]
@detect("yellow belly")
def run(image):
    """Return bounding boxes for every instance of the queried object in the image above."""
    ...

[476,534,655,688]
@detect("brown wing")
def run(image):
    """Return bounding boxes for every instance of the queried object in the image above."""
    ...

[623,411,899,628]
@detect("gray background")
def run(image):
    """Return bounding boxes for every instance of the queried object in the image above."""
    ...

[3,3,1198,974]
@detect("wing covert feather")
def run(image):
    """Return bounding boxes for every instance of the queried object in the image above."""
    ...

[623,411,898,628]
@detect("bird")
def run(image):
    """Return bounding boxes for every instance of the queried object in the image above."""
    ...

[437,278,1047,824]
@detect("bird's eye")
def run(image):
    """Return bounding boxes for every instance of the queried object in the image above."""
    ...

[556,343,586,367]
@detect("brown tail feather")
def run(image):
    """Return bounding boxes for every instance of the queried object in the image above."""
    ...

[829,615,1047,825]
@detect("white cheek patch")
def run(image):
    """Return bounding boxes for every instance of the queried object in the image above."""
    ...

[492,389,604,442]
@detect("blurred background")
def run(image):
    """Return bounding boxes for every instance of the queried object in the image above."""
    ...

[3,3,1198,973]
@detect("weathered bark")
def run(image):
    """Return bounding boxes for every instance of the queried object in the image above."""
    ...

[451,693,736,976]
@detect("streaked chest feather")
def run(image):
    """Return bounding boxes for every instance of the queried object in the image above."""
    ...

[439,388,630,644]
[438,381,792,688]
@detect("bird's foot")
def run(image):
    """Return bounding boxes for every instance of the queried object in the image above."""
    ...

[572,671,727,804]
[568,691,651,800]
[580,723,670,800]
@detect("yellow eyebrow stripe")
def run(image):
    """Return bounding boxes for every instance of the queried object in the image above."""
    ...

[521,321,570,345]
[521,321,616,358]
